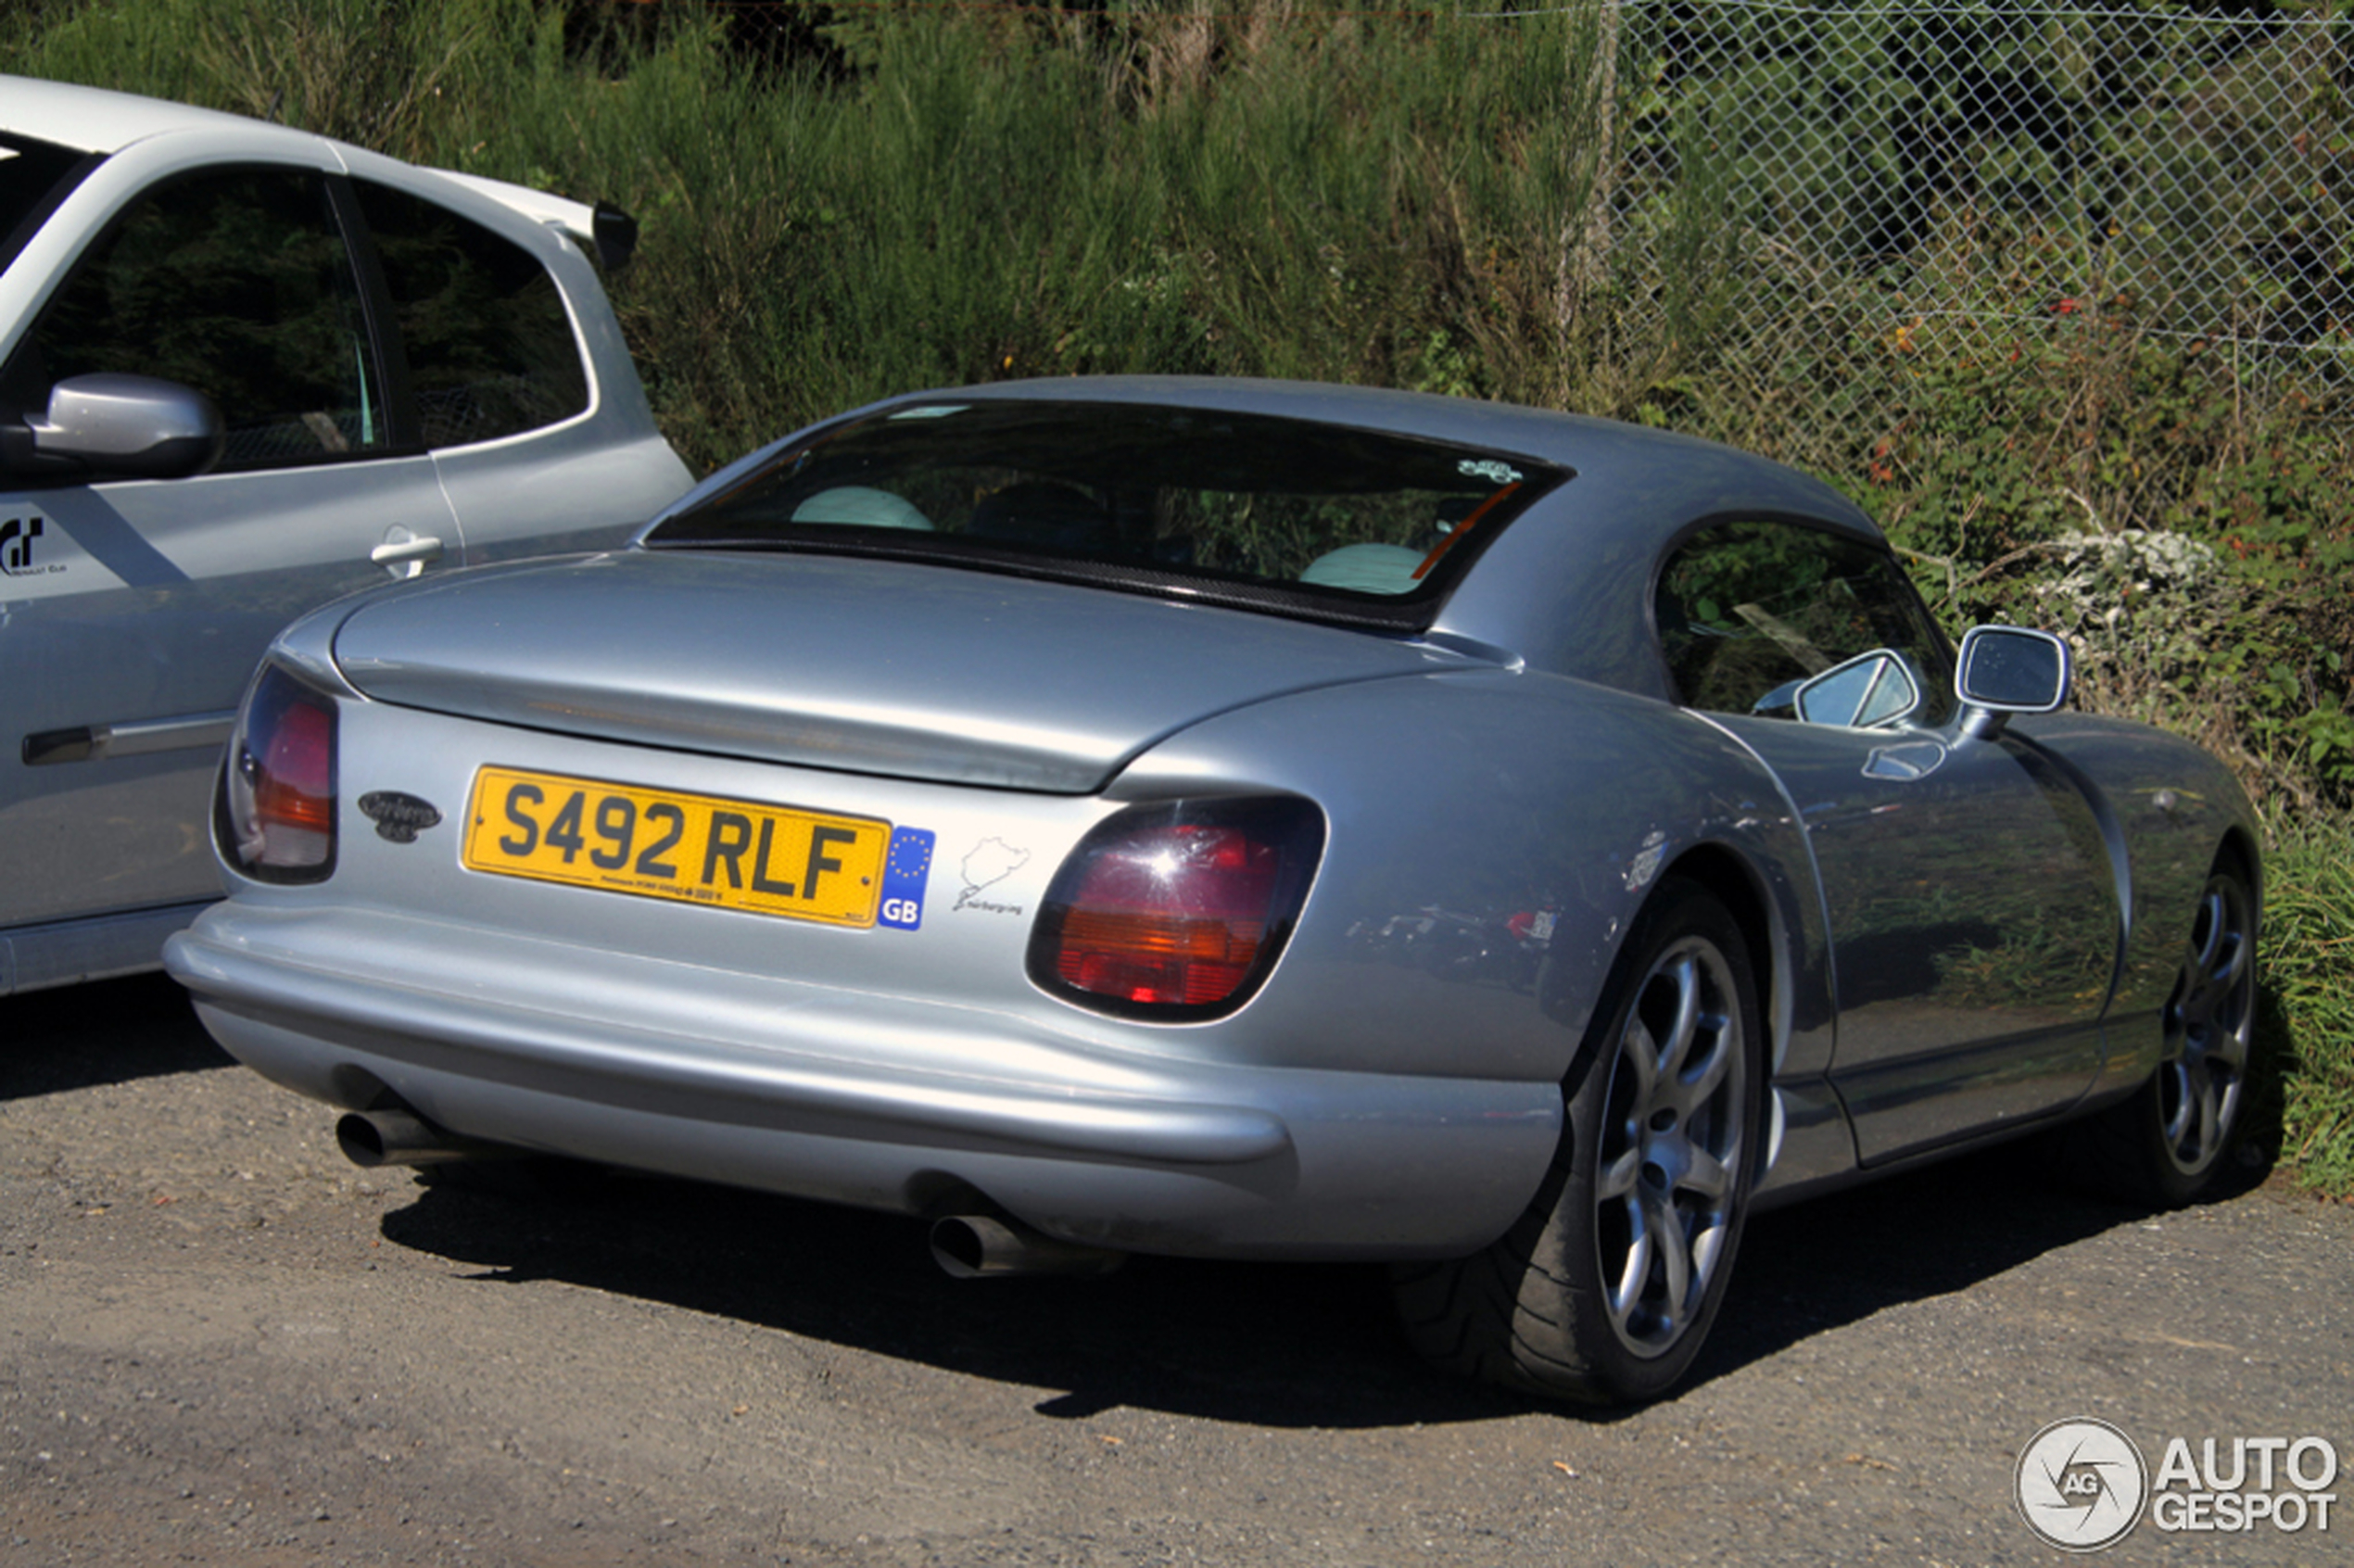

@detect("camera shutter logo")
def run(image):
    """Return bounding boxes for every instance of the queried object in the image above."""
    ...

[2017,1419,2147,1551]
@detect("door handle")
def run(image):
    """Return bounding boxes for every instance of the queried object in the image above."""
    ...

[371,532,445,579]
[23,711,237,765]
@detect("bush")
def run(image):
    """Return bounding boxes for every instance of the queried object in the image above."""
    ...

[1838,311,2354,812]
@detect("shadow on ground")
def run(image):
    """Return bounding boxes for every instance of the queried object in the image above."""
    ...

[12,980,2257,1427]
[372,1136,2221,1432]
[0,973,231,1101]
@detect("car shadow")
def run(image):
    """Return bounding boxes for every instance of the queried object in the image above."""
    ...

[1695,1144,2266,1386]
[373,1138,2224,1430]
[0,972,233,1101]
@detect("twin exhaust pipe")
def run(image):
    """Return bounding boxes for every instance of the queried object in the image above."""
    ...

[335,1108,1126,1279]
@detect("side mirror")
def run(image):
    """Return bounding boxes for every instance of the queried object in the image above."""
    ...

[1794,648,1921,729]
[1954,625,2071,740]
[1,373,225,481]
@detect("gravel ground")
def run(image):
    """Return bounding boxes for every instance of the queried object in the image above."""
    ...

[4,973,2349,1566]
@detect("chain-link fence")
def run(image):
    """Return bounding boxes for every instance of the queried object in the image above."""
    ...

[701,0,2347,466]
[1616,1,2349,341]
[1583,0,2351,465]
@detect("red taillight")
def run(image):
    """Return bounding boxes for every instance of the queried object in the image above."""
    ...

[1031,801,1322,1019]
[218,664,338,881]
[255,700,334,833]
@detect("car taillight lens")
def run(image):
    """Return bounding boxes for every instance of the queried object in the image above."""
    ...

[217,664,338,882]
[1030,799,1323,1020]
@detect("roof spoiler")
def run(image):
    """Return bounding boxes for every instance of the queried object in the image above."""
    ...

[428,169,641,271]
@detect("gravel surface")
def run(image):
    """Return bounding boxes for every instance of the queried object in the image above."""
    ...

[5,973,2349,1565]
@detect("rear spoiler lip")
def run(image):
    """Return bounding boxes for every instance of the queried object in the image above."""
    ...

[427,169,640,270]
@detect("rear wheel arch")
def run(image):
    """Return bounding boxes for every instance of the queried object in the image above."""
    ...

[1663,842,1779,1073]
[1393,871,1767,1402]
[1536,845,1777,1106]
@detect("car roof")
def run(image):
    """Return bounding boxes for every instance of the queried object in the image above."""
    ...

[893,376,1879,539]
[0,72,317,154]
[0,73,613,257]
[683,377,1890,702]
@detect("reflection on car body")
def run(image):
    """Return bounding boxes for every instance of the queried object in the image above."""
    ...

[0,75,691,993]
[165,378,2258,1402]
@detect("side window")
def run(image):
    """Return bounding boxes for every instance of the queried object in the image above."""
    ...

[8,168,388,471]
[353,181,588,448]
[1655,520,1955,724]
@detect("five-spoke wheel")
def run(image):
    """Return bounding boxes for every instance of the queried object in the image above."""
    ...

[1591,930,1748,1359]
[1392,877,1761,1402]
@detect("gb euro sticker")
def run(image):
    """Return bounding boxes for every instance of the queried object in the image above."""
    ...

[878,827,936,930]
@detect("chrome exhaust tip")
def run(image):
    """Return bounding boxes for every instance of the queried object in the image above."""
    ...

[929,1214,1126,1279]
[335,1108,506,1169]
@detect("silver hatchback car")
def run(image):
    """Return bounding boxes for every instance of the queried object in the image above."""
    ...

[1,75,691,993]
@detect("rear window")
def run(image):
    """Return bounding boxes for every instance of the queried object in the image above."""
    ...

[644,399,1563,628]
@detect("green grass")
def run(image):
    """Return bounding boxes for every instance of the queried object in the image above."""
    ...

[2260,813,2354,1199]
[6,0,1635,468]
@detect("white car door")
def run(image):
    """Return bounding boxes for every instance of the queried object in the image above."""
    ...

[1,150,462,929]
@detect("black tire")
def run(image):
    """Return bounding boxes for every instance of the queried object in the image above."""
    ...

[1392,878,1763,1403]
[2063,856,2258,1207]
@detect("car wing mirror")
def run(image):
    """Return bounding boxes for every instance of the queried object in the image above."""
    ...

[1793,648,1921,729]
[1954,625,2072,740]
[0,373,225,481]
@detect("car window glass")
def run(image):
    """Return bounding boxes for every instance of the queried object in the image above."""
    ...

[648,400,1563,630]
[1656,519,1955,724]
[353,180,588,448]
[7,167,389,471]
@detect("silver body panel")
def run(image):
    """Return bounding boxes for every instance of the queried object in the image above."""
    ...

[329,550,1467,791]
[0,78,692,990]
[167,378,2258,1258]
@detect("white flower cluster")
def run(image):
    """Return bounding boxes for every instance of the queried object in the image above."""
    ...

[2034,528,2221,639]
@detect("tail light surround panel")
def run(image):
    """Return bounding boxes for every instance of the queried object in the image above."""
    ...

[1028,797,1323,1022]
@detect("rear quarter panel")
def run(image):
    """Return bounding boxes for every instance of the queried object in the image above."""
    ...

[1115,665,1834,1094]
[334,146,694,564]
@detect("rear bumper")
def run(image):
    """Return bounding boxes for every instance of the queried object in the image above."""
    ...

[164,904,1560,1259]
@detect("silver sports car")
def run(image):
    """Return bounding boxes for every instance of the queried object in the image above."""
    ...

[165,378,2259,1402]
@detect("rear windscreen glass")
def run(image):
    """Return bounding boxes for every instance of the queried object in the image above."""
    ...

[645,399,1564,629]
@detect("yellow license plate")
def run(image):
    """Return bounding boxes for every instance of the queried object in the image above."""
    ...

[462,766,891,929]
